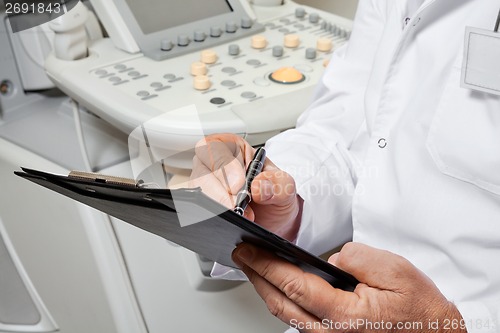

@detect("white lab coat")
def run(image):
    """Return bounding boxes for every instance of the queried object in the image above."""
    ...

[265,0,500,332]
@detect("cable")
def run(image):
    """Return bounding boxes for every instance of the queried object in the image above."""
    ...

[72,99,93,172]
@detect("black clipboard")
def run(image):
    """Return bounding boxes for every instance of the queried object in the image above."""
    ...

[15,167,358,291]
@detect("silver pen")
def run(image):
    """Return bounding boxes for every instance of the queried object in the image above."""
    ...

[234,147,266,215]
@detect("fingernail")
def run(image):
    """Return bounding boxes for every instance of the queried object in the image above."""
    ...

[259,180,274,201]
[236,245,254,263]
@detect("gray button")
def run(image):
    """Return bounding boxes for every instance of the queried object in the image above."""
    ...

[272,46,284,57]
[210,26,222,37]
[137,91,150,97]
[265,23,276,28]
[222,67,237,74]
[295,8,306,18]
[320,21,327,30]
[95,69,107,76]
[151,82,163,88]
[279,18,290,24]
[294,24,305,29]
[309,13,320,24]
[109,76,121,82]
[226,21,237,33]
[241,91,257,99]
[241,17,252,29]
[164,74,176,80]
[305,47,317,59]
[129,71,140,77]
[228,44,240,56]
[177,34,190,46]
[246,59,261,66]
[279,28,290,34]
[161,39,174,51]
[194,31,206,42]
[114,64,126,70]
[221,80,236,87]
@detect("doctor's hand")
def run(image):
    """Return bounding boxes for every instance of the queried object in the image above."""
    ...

[190,134,302,241]
[232,242,466,333]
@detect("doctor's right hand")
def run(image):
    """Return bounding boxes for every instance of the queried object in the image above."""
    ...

[190,134,302,241]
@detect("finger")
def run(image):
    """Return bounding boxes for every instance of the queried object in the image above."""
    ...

[251,169,297,206]
[333,242,418,292]
[238,263,329,333]
[232,243,357,321]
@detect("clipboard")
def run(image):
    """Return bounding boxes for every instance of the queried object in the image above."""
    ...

[15,167,358,292]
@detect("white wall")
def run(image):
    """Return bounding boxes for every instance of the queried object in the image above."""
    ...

[294,0,359,19]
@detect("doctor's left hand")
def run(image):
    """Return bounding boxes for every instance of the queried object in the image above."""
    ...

[232,242,466,333]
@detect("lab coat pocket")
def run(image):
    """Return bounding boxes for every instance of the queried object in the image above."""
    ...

[426,66,500,196]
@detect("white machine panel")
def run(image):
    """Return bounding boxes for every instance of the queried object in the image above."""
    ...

[45,1,352,167]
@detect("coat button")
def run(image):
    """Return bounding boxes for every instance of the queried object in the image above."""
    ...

[378,138,387,149]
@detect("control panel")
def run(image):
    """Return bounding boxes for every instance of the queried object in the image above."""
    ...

[45,1,352,168]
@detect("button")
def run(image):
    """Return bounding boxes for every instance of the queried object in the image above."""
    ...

[241,91,257,99]
[177,35,190,46]
[295,8,306,18]
[95,69,107,75]
[378,138,387,149]
[191,62,207,76]
[151,82,163,88]
[194,31,206,42]
[265,23,276,28]
[210,97,225,105]
[309,13,320,24]
[323,58,330,67]
[317,37,333,52]
[320,21,327,30]
[279,28,290,34]
[164,74,176,80]
[279,18,290,24]
[114,64,126,70]
[161,39,174,51]
[201,49,218,64]
[194,75,211,91]
[253,77,271,87]
[221,80,236,87]
[222,67,237,74]
[109,76,121,82]
[251,35,267,49]
[272,46,284,57]
[246,59,261,66]
[129,71,141,77]
[228,44,240,56]
[241,17,252,29]
[294,24,305,29]
[305,47,317,59]
[269,67,305,84]
[137,91,150,97]
[284,34,300,48]
[210,26,222,37]
[294,64,313,73]
[226,21,238,33]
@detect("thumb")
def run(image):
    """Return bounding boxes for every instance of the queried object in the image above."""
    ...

[251,169,297,207]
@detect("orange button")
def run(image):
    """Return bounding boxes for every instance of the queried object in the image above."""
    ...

[270,67,305,84]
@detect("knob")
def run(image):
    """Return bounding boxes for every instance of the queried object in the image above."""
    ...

[210,26,222,37]
[194,31,206,42]
[305,47,317,59]
[228,44,240,56]
[161,39,174,51]
[309,13,320,23]
[201,49,218,64]
[190,62,207,76]
[317,37,333,52]
[251,35,267,49]
[194,75,211,91]
[269,67,305,84]
[241,17,253,29]
[272,46,284,57]
[177,34,190,46]
[226,21,238,33]
[295,7,306,18]
[284,34,300,48]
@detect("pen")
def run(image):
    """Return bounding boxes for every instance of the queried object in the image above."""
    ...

[234,147,266,215]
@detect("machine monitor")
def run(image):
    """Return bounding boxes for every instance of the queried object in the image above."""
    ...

[90,0,264,60]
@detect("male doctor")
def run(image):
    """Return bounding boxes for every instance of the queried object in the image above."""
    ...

[190,0,500,332]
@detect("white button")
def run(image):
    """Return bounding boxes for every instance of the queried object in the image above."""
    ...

[201,50,218,64]
[191,62,207,76]
[284,34,300,48]
[253,77,271,87]
[317,37,333,52]
[251,35,268,49]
